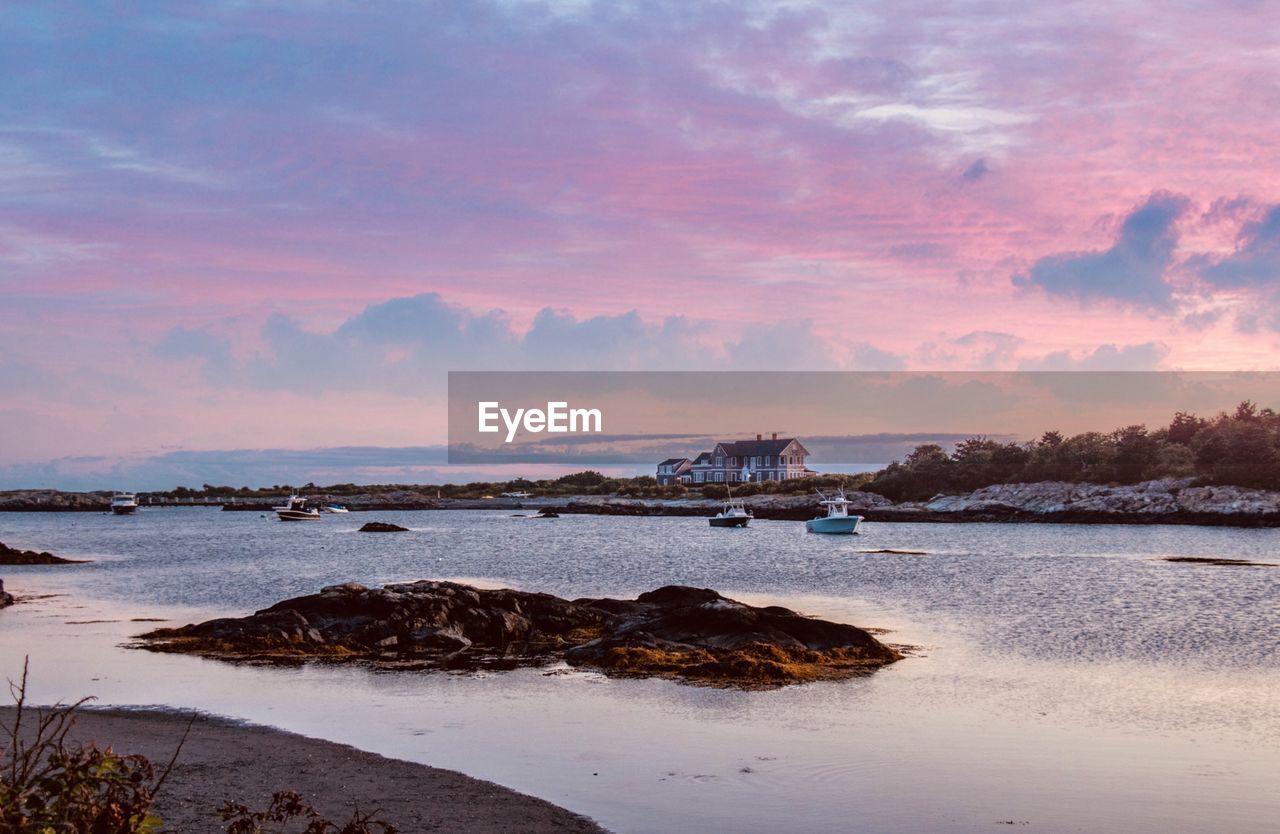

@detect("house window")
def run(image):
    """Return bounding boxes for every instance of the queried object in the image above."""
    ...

[715,456,723,467]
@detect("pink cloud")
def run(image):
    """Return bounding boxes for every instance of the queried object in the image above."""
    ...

[5,0,1280,467]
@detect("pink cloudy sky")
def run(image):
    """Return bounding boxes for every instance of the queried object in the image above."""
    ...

[3,1,1280,486]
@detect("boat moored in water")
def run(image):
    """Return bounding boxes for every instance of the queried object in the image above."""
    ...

[709,497,753,528]
[274,496,321,521]
[805,488,862,534]
[110,492,138,515]
[322,503,349,513]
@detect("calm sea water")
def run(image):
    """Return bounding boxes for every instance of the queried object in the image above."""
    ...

[1,509,1278,832]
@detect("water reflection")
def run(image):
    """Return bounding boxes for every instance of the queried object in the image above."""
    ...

[1,510,1278,832]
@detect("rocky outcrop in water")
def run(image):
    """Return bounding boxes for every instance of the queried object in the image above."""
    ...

[563,585,900,684]
[358,522,409,532]
[1161,556,1278,567]
[137,581,900,687]
[0,541,86,564]
[0,579,13,609]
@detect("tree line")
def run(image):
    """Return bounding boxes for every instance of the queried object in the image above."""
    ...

[862,401,1280,502]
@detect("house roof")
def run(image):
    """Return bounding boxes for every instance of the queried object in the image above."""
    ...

[691,452,713,465]
[717,438,805,456]
[658,457,690,467]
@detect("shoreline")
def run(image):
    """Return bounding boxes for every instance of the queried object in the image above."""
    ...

[0,705,606,834]
[6,502,1280,527]
[5,478,1280,528]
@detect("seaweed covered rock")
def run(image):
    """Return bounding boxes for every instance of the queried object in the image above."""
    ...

[140,581,608,664]
[565,585,900,685]
[138,582,900,687]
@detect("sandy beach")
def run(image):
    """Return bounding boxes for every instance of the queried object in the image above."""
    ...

[1,706,606,834]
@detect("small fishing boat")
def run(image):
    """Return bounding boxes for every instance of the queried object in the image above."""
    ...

[274,496,321,521]
[709,496,752,528]
[322,503,349,513]
[110,492,138,515]
[805,488,862,534]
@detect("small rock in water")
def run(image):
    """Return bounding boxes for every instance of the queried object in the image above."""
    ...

[358,522,409,533]
[1160,556,1276,567]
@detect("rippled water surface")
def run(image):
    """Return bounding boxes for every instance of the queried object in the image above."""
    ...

[1,509,1278,832]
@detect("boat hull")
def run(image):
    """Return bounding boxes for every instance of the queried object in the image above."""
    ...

[276,510,321,521]
[110,505,138,515]
[805,515,863,534]
[709,516,750,528]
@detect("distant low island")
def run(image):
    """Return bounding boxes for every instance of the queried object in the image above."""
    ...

[4,402,1280,525]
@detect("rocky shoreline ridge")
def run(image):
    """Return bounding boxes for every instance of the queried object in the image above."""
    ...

[5,478,1280,525]
[0,540,86,564]
[137,581,902,688]
[560,479,1280,526]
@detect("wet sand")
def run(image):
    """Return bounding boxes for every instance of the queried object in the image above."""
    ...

[1,706,606,833]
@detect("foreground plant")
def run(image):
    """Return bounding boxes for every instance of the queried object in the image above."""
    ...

[0,658,177,834]
[220,790,399,834]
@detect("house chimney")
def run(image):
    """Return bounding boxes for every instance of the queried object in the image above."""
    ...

[771,432,777,440]
[756,433,762,441]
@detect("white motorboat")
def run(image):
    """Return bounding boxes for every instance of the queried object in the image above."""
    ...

[274,495,321,521]
[322,503,349,513]
[110,492,138,515]
[805,488,863,534]
[709,497,752,528]
[709,485,753,528]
